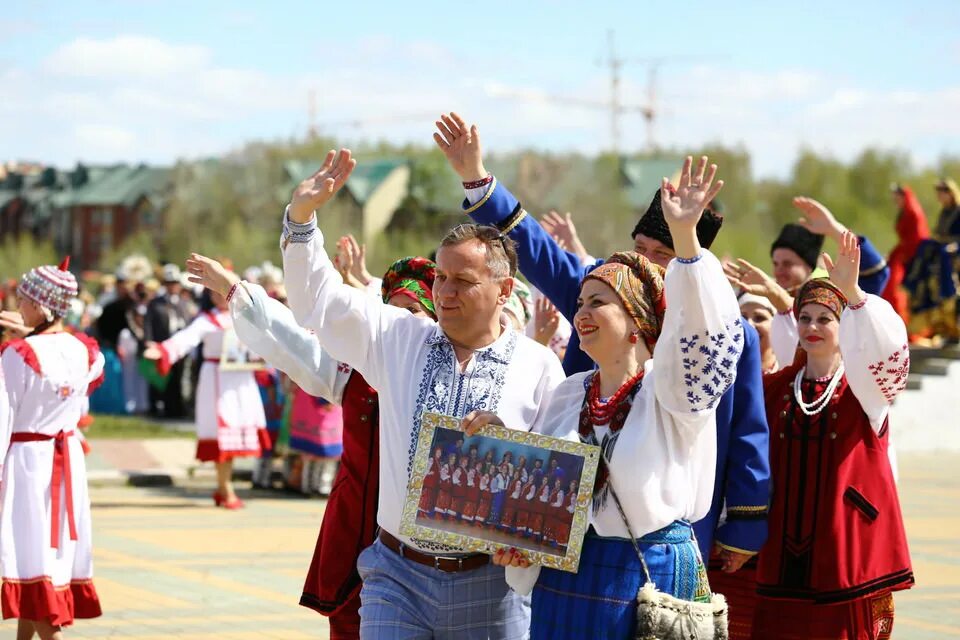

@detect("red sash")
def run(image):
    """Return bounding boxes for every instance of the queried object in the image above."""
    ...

[10,430,77,549]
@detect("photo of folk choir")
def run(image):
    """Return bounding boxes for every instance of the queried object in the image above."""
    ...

[415,427,582,556]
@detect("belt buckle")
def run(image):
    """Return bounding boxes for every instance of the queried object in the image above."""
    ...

[433,555,464,571]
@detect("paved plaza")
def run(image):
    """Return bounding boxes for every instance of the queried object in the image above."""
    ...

[3,450,958,639]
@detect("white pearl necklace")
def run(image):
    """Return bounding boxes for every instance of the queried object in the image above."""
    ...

[792,364,845,416]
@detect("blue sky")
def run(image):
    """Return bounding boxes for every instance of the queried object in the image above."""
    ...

[2,0,958,177]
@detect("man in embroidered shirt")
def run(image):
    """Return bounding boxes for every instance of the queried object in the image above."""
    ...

[281,149,564,639]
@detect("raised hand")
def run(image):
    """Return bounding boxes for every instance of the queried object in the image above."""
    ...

[823,230,864,304]
[541,210,589,263]
[289,149,357,223]
[0,311,30,338]
[142,341,163,360]
[345,234,374,286]
[723,258,793,313]
[185,253,240,298]
[333,236,364,289]
[432,112,487,182]
[660,155,724,229]
[793,196,846,241]
[532,297,561,347]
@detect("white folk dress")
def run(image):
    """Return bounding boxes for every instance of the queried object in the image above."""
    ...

[0,332,105,626]
[505,251,745,593]
[157,310,267,462]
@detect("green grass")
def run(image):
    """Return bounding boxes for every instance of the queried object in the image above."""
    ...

[86,414,192,440]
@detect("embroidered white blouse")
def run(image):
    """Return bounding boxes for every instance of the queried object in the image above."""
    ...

[281,212,566,553]
[506,251,744,593]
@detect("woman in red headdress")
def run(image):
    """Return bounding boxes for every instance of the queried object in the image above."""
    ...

[754,232,914,640]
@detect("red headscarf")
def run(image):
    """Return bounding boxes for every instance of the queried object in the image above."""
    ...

[582,251,666,352]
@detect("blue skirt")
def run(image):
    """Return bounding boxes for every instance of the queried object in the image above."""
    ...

[531,520,708,640]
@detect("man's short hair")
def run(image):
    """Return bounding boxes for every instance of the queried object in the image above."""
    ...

[439,224,518,279]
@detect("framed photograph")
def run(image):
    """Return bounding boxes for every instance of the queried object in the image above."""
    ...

[399,412,600,573]
[219,328,267,371]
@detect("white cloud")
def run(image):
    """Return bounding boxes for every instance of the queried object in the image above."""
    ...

[4,35,960,178]
[43,36,210,78]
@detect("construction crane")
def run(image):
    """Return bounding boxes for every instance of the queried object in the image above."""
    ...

[488,30,708,154]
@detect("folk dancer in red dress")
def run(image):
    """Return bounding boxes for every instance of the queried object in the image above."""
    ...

[514,479,535,537]
[500,469,524,534]
[450,456,469,521]
[475,464,493,527]
[419,447,443,518]
[529,476,551,543]
[435,454,455,520]
[461,460,482,523]
[1,258,104,639]
[544,477,565,546]
[753,231,914,640]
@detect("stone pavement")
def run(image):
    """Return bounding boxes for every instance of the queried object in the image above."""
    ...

[3,451,957,639]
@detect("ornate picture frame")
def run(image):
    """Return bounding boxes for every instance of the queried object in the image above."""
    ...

[400,412,600,573]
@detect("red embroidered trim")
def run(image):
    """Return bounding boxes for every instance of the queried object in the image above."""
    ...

[73,333,104,394]
[3,339,41,375]
[848,299,867,311]
[462,174,493,189]
[225,283,239,304]
[866,342,910,402]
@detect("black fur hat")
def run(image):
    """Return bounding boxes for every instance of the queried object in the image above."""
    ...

[770,223,824,270]
[630,189,724,250]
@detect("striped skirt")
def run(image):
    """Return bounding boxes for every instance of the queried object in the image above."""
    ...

[531,520,708,640]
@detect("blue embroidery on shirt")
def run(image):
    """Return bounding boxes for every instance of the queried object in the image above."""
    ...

[406,329,518,477]
[680,318,742,412]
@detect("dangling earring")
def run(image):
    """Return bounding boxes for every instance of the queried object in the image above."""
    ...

[629,332,639,344]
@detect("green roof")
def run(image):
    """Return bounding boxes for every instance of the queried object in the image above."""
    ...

[62,164,171,207]
[621,156,684,209]
[284,158,406,205]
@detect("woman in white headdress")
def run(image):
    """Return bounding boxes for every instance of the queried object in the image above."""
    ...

[0,257,104,639]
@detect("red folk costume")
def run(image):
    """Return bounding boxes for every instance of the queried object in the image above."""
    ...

[882,185,929,331]
[753,284,913,640]
[545,487,564,543]
[461,467,481,522]
[475,472,493,525]
[513,482,534,534]
[436,462,454,518]
[419,455,441,517]
[450,464,468,518]
[501,478,524,530]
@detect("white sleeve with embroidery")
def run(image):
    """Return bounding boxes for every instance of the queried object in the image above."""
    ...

[281,214,412,390]
[160,314,219,363]
[771,311,799,369]
[230,281,350,404]
[655,250,743,418]
[839,295,910,433]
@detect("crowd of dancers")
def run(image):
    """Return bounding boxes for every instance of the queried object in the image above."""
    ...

[3,107,956,640]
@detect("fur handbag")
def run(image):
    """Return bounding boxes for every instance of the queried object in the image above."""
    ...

[603,454,729,640]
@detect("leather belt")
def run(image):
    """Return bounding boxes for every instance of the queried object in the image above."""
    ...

[378,530,489,573]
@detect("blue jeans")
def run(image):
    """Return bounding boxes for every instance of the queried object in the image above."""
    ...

[357,538,529,639]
